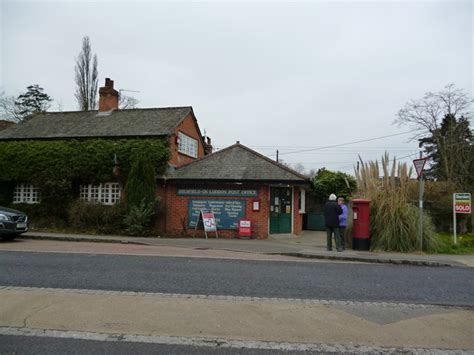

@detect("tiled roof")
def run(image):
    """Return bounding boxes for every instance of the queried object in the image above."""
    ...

[0,107,193,140]
[0,120,15,131]
[166,143,310,183]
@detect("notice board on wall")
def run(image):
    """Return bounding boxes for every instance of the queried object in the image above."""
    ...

[188,199,246,230]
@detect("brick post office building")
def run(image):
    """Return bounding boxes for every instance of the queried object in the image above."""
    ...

[158,143,310,239]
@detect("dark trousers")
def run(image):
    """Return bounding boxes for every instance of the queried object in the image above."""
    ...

[339,226,346,249]
[326,227,341,251]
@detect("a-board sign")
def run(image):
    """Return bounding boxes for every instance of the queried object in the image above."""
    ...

[454,193,471,214]
[188,200,246,230]
[202,212,217,232]
[413,158,428,178]
[238,219,252,237]
[193,210,218,239]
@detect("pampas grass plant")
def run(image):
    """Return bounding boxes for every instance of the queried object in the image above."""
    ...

[355,153,439,252]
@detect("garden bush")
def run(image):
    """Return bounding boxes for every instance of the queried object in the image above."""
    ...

[312,168,357,203]
[10,203,68,229]
[68,199,125,234]
[123,199,155,236]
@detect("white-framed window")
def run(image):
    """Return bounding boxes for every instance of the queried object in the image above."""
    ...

[13,184,40,204]
[178,132,198,158]
[298,188,306,213]
[80,183,121,205]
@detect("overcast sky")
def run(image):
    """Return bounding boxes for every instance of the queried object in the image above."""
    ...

[1,0,472,174]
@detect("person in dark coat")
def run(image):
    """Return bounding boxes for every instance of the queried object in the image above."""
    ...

[324,193,343,251]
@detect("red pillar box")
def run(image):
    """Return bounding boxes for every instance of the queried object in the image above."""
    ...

[352,199,370,251]
[238,218,252,238]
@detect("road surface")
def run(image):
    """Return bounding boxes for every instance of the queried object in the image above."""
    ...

[0,240,473,354]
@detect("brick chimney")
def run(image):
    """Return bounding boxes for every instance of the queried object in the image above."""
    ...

[99,78,119,112]
[204,136,213,155]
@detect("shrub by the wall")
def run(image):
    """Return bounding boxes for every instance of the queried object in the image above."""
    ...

[123,199,155,236]
[10,203,67,229]
[68,200,125,234]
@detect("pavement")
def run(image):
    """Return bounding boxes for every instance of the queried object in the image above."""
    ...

[19,230,474,268]
[1,286,473,352]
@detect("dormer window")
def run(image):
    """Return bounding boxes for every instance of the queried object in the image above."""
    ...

[177,132,198,158]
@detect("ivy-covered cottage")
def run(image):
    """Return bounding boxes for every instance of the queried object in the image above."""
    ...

[0,78,209,222]
[0,78,309,238]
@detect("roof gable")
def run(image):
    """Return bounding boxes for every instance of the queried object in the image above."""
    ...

[167,143,310,183]
[0,107,193,140]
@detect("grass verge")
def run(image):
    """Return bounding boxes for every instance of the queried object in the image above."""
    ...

[430,233,474,254]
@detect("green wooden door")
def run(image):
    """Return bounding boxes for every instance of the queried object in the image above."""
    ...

[269,187,292,234]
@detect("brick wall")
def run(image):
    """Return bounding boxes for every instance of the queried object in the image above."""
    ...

[168,113,205,167]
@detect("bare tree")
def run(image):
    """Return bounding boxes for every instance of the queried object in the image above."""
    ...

[0,92,21,121]
[307,168,317,179]
[74,36,98,111]
[292,163,306,174]
[394,84,473,184]
[55,100,64,112]
[395,84,472,139]
[119,94,139,109]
